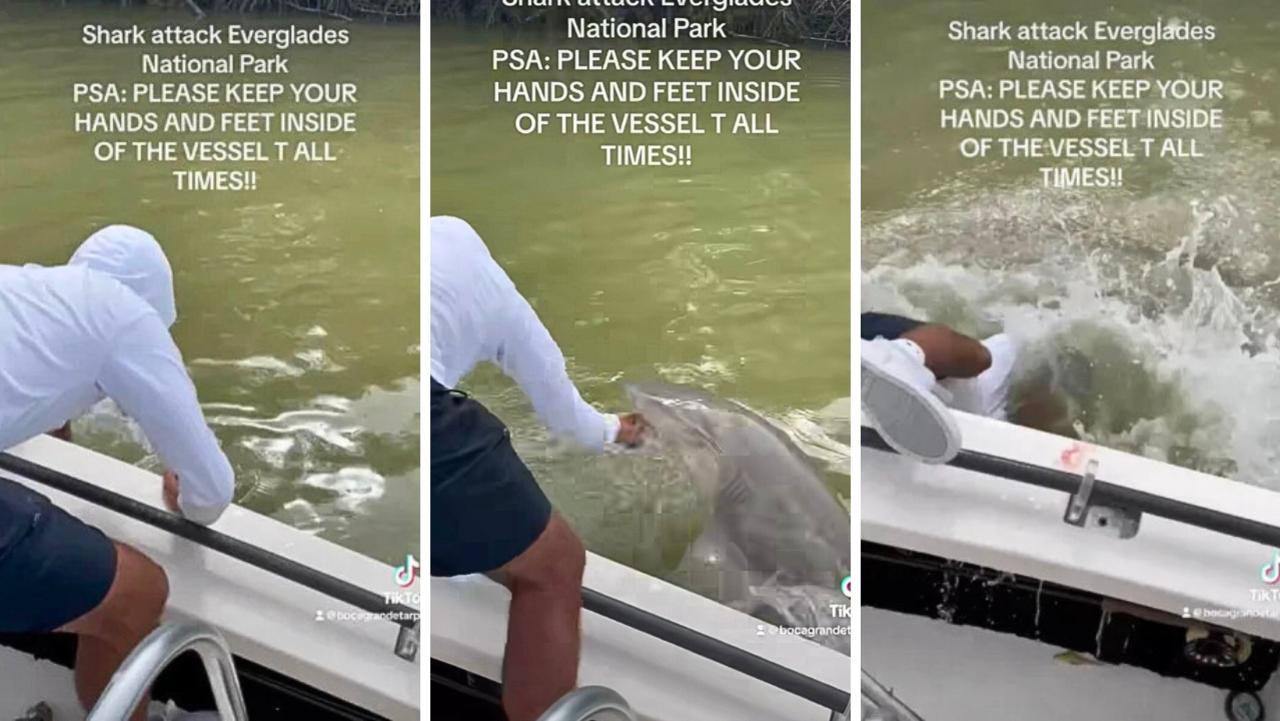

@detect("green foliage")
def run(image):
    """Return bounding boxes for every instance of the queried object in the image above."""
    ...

[55,0,419,21]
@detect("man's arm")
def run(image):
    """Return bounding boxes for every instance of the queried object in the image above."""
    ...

[495,293,619,452]
[48,422,72,442]
[97,314,235,525]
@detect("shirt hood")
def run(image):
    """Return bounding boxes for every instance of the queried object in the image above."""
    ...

[69,225,178,328]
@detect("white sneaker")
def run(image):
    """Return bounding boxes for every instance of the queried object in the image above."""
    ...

[942,333,1018,420]
[861,337,961,464]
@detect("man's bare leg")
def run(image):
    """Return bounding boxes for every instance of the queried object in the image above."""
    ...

[58,543,169,721]
[490,513,586,721]
[900,324,992,379]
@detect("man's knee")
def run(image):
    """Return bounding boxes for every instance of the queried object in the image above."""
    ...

[530,516,586,588]
[118,544,169,622]
[549,519,587,585]
[69,544,168,640]
[502,515,586,592]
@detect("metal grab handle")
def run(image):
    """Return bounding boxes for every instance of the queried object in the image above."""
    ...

[861,670,925,721]
[87,620,249,721]
[536,686,636,721]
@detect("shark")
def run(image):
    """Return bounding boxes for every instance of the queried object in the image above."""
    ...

[626,382,851,650]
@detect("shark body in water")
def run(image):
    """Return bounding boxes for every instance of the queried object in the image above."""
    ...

[626,382,851,653]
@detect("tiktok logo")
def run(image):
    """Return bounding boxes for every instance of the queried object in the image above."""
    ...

[1261,551,1280,586]
[841,575,853,599]
[394,553,421,588]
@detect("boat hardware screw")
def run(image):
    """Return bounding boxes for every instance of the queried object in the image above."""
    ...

[1225,690,1265,721]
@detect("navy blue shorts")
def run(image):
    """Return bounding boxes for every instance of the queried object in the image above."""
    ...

[861,312,924,341]
[0,477,117,632]
[430,379,552,577]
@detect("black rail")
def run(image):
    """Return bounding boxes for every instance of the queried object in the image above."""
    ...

[0,452,418,628]
[2,451,852,714]
[582,588,851,713]
[862,427,1280,548]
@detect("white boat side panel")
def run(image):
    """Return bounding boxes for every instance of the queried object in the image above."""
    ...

[863,412,1280,641]
[864,607,1228,721]
[1,435,420,720]
[0,646,79,719]
[1262,661,1280,711]
[432,552,851,721]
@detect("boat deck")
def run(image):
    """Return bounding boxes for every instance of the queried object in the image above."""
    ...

[865,606,1276,720]
[0,645,78,719]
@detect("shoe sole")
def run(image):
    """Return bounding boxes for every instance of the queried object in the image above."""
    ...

[861,357,961,464]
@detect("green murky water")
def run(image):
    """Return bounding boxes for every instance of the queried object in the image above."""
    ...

[862,1,1280,486]
[0,4,419,563]
[432,25,850,576]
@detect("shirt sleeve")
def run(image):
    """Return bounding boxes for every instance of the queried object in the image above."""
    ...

[494,293,619,452]
[97,313,235,525]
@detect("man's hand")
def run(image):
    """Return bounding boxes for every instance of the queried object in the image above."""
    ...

[615,413,649,447]
[48,422,72,442]
[162,471,181,513]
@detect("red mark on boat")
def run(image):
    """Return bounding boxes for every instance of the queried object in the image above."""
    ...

[1061,443,1084,470]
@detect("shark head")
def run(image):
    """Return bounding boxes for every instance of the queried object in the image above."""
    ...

[628,385,729,445]
[627,382,735,501]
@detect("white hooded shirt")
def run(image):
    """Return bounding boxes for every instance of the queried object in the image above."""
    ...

[0,225,234,525]
[429,216,619,450]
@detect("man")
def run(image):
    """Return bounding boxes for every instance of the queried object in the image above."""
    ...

[430,216,643,721]
[861,311,1017,464]
[0,225,234,721]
